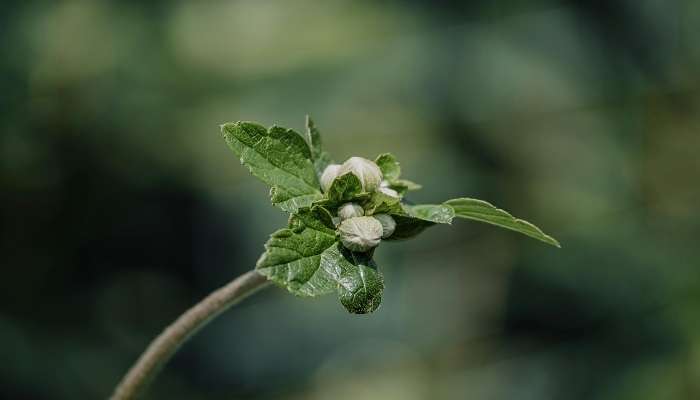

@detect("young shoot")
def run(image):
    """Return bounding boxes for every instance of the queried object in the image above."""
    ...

[221,116,561,314]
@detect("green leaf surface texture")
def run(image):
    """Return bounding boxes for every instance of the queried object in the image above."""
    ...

[257,208,384,313]
[256,209,338,296]
[326,173,364,203]
[313,173,371,211]
[445,198,561,247]
[386,204,454,240]
[322,244,384,314]
[374,153,421,196]
[221,122,323,213]
[386,200,559,247]
[375,153,401,181]
[362,191,403,215]
[390,179,422,194]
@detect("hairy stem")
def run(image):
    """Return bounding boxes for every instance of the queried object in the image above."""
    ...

[111,270,270,400]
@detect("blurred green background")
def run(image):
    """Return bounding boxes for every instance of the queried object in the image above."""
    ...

[2,0,700,399]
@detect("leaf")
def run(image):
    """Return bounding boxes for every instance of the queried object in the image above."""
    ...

[321,243,384,314]
[289,205,335,232]
[257,208,384,313]
[326,173,363,203]
[221,121,323,213]
[390,179,422,194]
[388,215,434,240]
[362,190,403,215]
[305,115,333,176]
[407,204,455,224]
[313,173,370,210]
[445,198,561,247]
[386,199,559,247]
[256,208,338,296]
[374,154,421,195]
[385,204,454,240]
[375,153,401,181]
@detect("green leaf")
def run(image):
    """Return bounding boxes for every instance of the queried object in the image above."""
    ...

[305,115,333,176]
[386,204,454,240]
[321,243,384,314]
[386,199,559,247]
[221,121,323,213]
[445,198,561,247]
[257,208,384,313]
[289,205,335,232]
[390,179,422,194]
[256,208,338,296]
[407,204,455,223]
[313,173,370,210]
[362,190,403,215]
[375,153,401,181]
[326,173,363,203]
[388,215,433,240]
[374,154,421,195]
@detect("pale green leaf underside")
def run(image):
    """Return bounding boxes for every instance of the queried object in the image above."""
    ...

[221,122,323,213]
[256,210,384,313]
[386,204,454,240]
[387,199,559,247]
[445,198,561,247]
[406,204,455,223]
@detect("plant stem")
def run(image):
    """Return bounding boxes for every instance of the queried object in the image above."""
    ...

[110,270,270,400]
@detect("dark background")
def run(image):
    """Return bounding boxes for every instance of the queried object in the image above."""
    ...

[2,1,700,399]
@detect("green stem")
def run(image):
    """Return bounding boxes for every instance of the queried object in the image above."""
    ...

[110,270,270,400]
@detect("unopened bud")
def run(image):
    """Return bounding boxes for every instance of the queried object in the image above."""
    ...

[320,164,341,192]
[338,216,383,252]
[338,202,364,221]
[372,214,396,239]
[338,157,383,192]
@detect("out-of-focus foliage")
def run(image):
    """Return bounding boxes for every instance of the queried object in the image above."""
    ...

[1,0,699,399]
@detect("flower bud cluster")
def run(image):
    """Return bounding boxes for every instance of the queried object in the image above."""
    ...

[320,158,398,252]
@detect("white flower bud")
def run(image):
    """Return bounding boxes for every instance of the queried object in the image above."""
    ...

[379,187,400,198]
[372,214,396,239]
[338,202,364,221]
[320,164,341,192]
[338,157,383,192]
[338,216,383,252]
